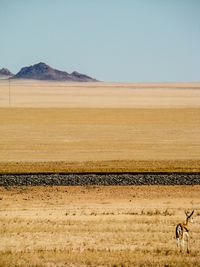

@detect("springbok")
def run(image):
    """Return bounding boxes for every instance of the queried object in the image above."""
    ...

[175,210,194,253]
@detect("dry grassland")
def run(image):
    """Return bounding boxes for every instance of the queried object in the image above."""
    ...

[0,107,200,172]
[0,185,200,266]
[0,80,200,172]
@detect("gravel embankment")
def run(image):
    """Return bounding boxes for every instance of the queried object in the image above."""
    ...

[0,173,200,186]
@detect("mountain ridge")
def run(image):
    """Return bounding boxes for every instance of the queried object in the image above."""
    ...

[13,62,98,82]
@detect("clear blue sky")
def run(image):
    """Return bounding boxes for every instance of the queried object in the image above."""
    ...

[0,0,200,82]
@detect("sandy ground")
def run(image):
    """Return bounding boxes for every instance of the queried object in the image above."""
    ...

[0,185,200,266]
[0,80,200,108]
[0,80,200,172]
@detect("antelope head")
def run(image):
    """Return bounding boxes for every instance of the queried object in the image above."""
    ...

[185,210,194,224]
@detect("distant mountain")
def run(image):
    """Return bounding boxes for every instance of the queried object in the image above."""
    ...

[13,62,97,82]
[0,68,13,77]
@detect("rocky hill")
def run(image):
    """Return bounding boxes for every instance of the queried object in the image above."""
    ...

[13,62,97,82]
[0,68,13,77]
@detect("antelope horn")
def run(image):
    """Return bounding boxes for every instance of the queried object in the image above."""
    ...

[184,210,189,216]
[188,210,194,218]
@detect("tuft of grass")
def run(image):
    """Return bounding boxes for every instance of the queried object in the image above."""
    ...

[141,209,174,216]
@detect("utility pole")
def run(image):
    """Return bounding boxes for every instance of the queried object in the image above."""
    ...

[9,78,11,106]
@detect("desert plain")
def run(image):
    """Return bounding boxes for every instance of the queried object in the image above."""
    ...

[0,80,200,266]
[0,80,200,172]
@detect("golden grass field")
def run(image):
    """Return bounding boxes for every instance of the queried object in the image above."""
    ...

[0,80,200,172]
[0,185,200,266]
[0,81,200,266]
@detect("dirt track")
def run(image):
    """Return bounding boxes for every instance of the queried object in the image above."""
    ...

[0,172,200,186]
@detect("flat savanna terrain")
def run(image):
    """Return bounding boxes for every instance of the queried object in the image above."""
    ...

[0,81,200,267]
[0,186,200,266]
[0,80,200,172]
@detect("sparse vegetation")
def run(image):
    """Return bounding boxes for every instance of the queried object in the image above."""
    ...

[0,81,200,266]
[0,81,200,173]
[0,185,200,266]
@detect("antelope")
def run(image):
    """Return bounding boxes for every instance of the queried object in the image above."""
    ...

[175,210,194,253]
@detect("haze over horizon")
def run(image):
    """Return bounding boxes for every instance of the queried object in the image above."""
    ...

[0,0,200,82]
